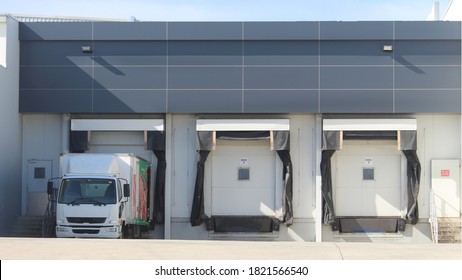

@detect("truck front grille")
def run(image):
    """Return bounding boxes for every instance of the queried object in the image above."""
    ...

[67,217,106,224]
[72,229,100,234]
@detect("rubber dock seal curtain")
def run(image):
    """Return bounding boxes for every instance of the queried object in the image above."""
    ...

[190,119,293,227]
[321,119,421,225]
[147,131,166,224]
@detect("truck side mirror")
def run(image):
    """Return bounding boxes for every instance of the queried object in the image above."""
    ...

[47,181,54,195]
[123,184,130,197]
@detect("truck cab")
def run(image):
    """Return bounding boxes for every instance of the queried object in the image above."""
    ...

[55,175,130,238]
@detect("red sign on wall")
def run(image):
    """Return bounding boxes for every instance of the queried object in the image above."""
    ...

[441,170,450,177]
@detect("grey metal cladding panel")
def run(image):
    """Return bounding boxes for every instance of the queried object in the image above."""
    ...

[169,41,242,65]
[395,90,461,113]
[395,66,461,89]
[320,41,393,65]
[320,90,393,113]
[394,40,461,66]
[244,67,318,89]
[395,21,461,40]
[94,42,167,65]
[93,67,167,89]
[93,90,167,113]
[93,22,167,40]
[321,67,393,89]
[20,67,92,89]
[168,67,242,89]
[244,41,317,65]
[243,90,318,113]
[19,90,92,113]
[244,22,318,40]
[168,90,242,113]
[320,22,393,40]
[168,22,242,40]
[20,41,93,66]
[19,22,92,40]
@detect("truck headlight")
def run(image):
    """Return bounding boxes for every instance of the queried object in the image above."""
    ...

[109,220,118,224]
[56,227,69,232]
[57,219,64,223]
[103,228,118,233]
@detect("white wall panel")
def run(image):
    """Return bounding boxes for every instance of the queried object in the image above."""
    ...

[416,114,461,219]
[170,115,198,218]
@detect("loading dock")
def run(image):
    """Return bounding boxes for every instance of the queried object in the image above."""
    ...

[69,118,166,230]
[190,119,292,235]
[321,119,420,234]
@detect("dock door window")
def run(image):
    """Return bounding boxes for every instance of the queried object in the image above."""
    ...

[363,168,375,180]
[238,168,250,180]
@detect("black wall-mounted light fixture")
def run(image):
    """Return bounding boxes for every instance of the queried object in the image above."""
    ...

[81,46,92,53]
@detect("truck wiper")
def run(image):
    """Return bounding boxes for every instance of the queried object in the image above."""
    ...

[68,198,106,206]
[68,197,85,205]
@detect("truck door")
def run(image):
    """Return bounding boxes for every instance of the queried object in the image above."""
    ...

[26,160,52,216]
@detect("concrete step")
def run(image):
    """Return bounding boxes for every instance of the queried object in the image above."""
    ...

[438,236,461,243]
[437,217,461,244]
[10,216,44,238]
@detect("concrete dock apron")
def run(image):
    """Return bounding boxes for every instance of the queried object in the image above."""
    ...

[0,238,460,260]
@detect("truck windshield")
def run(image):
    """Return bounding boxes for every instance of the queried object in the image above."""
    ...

[58,178,117,205]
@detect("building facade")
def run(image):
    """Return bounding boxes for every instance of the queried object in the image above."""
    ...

[0,15,21,237]
[1,16,461,242]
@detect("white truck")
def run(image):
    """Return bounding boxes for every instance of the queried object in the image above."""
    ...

[46,153,152,238]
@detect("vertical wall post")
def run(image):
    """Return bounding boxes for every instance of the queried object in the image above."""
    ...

[315,114,323,242]
[164,114,172,239]
[62,114,70,154]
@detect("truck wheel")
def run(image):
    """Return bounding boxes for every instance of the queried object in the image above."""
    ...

[123,225,134,239]
[134,225,141,239]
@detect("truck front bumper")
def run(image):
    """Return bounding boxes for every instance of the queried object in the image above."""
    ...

[56,225,122,238]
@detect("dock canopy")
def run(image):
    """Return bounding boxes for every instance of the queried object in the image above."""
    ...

[191,119,293,227]
[321,119,421,225]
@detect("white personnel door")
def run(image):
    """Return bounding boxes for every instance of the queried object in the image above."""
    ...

[333,140,403,217]
[208,140,280,216]
[26,160,52,216]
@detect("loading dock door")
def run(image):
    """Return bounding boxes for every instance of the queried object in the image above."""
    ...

[210,140,279,216]
[321,119,420,225]
[334,141,403,217]
[88,131,152,160]
[70,119,164,162]
[191,119,292,227]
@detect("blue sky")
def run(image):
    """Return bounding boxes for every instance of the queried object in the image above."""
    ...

[1,0,452,21]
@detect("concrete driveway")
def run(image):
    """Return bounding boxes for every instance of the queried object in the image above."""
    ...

[0,238,461,260]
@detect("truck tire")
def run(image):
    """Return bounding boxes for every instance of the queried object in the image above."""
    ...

[134,225,141,239]
[123,224,134,239]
